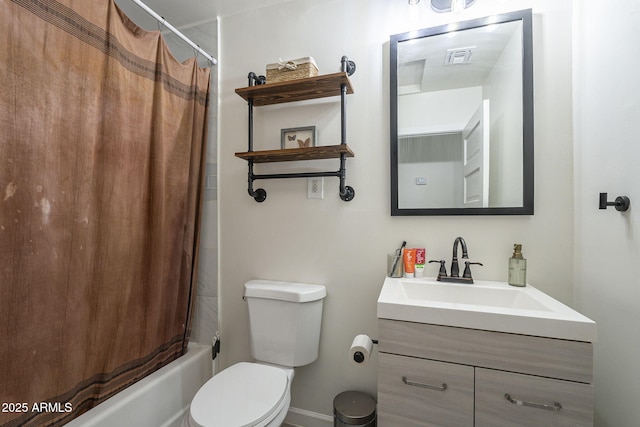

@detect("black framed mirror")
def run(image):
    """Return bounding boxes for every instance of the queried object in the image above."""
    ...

[390,9,533,215]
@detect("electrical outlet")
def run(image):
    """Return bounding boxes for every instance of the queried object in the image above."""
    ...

[307,177,324,199]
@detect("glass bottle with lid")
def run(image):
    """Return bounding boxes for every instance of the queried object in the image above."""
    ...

[508,244,527,287]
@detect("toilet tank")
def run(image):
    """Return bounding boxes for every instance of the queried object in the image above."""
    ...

[244,280,326,367]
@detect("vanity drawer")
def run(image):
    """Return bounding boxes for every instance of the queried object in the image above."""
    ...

[475,368,593,426]
[378,352,474,427]
[378,319,593,383]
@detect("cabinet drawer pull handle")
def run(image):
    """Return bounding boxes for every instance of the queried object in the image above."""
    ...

[504,393,562,412]
[402,376,447,391]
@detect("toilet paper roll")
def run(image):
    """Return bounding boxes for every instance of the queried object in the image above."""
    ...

[349,334,374,366]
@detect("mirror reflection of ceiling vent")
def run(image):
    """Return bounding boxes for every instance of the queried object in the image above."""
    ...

[445,46,475,65]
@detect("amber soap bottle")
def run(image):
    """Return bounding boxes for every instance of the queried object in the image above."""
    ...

[508,244,527,287]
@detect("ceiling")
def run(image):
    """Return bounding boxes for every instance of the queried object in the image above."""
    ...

[114,0,294,30]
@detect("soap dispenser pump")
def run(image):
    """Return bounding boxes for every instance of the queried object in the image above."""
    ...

[508,244,527,287]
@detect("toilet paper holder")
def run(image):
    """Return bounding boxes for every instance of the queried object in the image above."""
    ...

[352,338,378,364]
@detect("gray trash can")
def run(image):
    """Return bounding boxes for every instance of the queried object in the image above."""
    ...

[333,391,376,427]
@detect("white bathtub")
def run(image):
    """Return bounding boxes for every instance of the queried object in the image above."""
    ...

[66,343,212,427]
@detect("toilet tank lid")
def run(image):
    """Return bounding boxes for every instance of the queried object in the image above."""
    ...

[244,279,326,302]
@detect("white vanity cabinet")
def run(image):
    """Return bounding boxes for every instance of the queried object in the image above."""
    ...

[377,319,594,426]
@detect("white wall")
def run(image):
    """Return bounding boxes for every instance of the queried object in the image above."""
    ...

[573,1,640,425]
[218,0,574,419]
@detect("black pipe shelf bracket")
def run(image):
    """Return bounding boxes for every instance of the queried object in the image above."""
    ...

[599,192,630,212]
[235,56,357,202]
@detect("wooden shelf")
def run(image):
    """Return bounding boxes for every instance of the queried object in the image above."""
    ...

[235,72,354,106]
[236,57,357,202]
[235,144,354,163]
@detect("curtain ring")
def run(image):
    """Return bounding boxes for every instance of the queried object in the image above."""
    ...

[157,17,166,32]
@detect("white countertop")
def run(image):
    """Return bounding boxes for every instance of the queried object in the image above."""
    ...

[377,277,597,342]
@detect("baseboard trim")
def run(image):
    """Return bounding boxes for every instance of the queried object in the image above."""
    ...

[284,406,333,427]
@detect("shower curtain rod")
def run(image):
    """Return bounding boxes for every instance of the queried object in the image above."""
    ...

[129,0,217,65]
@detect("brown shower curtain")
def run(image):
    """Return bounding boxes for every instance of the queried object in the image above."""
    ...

[0,0,210,425]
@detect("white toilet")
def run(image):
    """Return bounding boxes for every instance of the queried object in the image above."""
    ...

[183,279,327,427]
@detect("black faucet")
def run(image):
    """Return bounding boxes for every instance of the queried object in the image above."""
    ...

[429,237,482,284]
[450,236,468,278]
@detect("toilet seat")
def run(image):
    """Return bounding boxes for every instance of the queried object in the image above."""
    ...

[189,362,289,427]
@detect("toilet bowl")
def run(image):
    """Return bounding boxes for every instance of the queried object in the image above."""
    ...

[183,362,294,427]
[183,280,326,427]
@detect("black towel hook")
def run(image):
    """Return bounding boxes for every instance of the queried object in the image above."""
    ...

[599,193,630,212]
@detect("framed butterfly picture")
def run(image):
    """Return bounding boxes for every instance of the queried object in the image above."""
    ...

[281,126,316,149]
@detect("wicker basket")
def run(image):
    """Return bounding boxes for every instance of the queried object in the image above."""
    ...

[266,57,319,83]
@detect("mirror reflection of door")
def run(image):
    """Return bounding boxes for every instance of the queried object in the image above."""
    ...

[463,99,490,208]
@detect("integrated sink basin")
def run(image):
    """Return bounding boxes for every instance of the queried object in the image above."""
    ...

[401,281,552,312]
[378,277,597,342]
